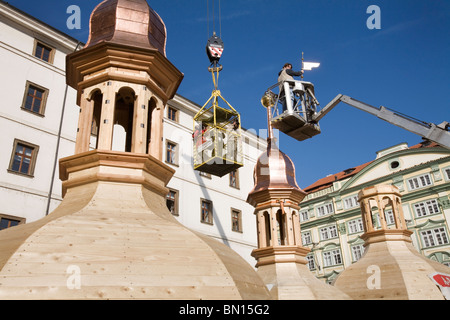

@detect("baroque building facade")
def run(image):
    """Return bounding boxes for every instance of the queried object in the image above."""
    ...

[300,141,450,283]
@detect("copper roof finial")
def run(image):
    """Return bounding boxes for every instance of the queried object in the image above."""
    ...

[85,0,167,55]
[247,91,306,206]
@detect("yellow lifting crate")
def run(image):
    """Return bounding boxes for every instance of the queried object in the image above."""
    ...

[193,44,243,177]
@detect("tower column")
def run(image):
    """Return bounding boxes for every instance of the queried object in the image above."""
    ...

[75,93,94,154]
[292,210,301,246]
[148,97,164,160]
[376,197,388,230]
[285,207,295,246]
[131,90,149,154]
[395,197,407,229]
[362,200,374,232]
[97,84,116,150]
[256,211,267,248]
[270,206,279,246]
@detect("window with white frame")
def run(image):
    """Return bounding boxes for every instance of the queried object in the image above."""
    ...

[420,227,449,248]
[413,199,440,218]
[351,245,364,262]
[347,218,364,234]
[343,195,359,209]
[302,231,312,245]
[319,225,338,240]
[407,173,432,190]
[444,167,450,180]
[165,140,178,165]
[316,203,334,217]
[306,255,316,270]
[384,209,396,225]
[323,249,342,267]
[299,210,309,222]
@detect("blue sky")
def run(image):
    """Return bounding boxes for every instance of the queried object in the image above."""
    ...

[10,0,450,188]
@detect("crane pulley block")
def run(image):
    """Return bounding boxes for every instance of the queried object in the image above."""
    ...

[206,33,224,66]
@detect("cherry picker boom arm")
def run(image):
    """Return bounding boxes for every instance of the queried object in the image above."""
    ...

[312,94,450,149]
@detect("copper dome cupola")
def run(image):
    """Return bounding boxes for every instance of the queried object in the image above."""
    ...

[247,141,307,207]
[86,0,167,55]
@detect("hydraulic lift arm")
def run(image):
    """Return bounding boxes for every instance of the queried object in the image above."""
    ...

[312,94,450,149]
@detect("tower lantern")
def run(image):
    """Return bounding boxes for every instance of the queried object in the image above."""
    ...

[334,184,450,300]
[244,95,350,300]
[66,0,183,159]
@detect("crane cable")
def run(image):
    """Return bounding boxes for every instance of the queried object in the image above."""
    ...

[206,0,222,39]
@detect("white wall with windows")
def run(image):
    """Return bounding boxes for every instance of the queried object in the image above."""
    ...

[0,2,80,224]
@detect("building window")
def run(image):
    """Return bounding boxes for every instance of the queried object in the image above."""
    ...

[347,218,364,234]
[420,227,449,248]
[306,255,316,270]
[8,140,39,177]
[165,141,178,165]
[299,210,309,222]
[302,231,312,245]
[0,215,24,230]
[413,199,440,218]
[231,209,242,232]
[201,199,213,225]
[351,245,364,262]
[21,82,48,116]
[343,195,359,209]
[407,173,432,190]
[316,203,334,217]
[323,249,342,267]
[319,225,338,240]
[166,189,178,216]
[384,209,396,225]
[33,40,54,63]
[444,167,450,180]
[229,170,239,189]
[167,106,178,122]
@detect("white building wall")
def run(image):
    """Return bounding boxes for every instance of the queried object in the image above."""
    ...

[0,3,80,222]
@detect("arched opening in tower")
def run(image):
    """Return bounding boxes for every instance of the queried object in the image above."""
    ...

[113,87,136,152]
[146,97,158,154]
[90,89,103,150]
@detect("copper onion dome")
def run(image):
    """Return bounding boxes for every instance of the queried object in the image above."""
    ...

[247,141,306,206]
[85,0,167,55]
